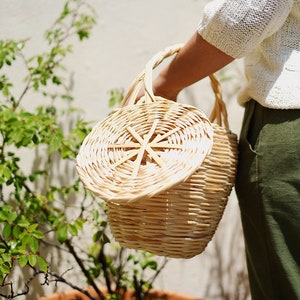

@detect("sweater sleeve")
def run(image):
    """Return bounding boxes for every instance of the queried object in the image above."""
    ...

[197,0,294,58]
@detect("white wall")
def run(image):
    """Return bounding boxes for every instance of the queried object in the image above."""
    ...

[1,1,248,299]
[1,0,244,126]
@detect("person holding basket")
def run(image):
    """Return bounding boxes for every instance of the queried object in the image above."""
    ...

[148,1,300,299]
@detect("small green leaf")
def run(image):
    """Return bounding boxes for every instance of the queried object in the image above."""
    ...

[0,205,12,221]
[37,256,48,273]
[28,224,38,232]
[33,80,39,90]
[20,233,31,246]
[7,211,17,223]
[48,135,62,152]
[92,210,99,221]
[0,262,11,274]
[92,230,102,242]
[28,238,39,253]
[28,254,37,267]
[1,253,11,263]
[52,75,61,85]
[2,167,12,179]
[68,224,78,237]
[2,224,12,238]
[37,55,43,66]
[57,223,68,243]
[31,230,44,239]
[142,260,157,271]
[18,255,28,268]
[74,219,84,230]
[12,226,21,239]
[17,218,31,227]
[102,233,110,244]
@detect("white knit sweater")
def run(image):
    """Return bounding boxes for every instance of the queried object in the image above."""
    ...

[197,0,300,109]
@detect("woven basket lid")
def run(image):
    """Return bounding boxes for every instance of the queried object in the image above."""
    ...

[76,45,214,202]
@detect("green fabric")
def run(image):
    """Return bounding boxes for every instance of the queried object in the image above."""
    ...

[235,100,300,300]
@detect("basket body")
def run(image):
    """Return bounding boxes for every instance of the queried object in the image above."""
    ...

[106,124,238,258]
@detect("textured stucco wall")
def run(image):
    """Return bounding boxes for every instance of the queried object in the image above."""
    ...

[1,1,247,299]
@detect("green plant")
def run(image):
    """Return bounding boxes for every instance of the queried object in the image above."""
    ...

[0,1,167,299]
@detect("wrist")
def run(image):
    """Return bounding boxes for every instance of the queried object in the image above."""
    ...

[152,75,181,101]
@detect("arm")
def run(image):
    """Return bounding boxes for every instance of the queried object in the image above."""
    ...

[152,32,234,101]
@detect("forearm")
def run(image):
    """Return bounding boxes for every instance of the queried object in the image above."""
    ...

[152,32,234,100]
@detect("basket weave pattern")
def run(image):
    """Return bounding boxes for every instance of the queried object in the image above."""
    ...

[76,44,238,258]
[76,100,213,202]
[107,122,237,258]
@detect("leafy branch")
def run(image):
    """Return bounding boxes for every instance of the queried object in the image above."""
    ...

[0,1,168,299]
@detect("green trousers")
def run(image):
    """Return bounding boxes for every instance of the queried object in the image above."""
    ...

[235,100,300,300]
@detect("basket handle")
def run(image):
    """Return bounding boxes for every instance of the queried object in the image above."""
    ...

[121,44,230,129]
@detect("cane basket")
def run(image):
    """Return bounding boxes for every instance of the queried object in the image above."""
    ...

[76,44,238,258]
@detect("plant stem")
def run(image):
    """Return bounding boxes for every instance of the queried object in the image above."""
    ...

[98,246,113,294]
[133,275,143,300]
[65,239,106,300]
[48,270,99,300]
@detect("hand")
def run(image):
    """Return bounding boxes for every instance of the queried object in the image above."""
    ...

[135,74,180,102]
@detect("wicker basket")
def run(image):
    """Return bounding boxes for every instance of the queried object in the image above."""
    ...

[76,45,238,258]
